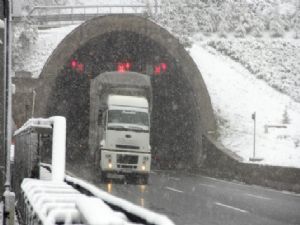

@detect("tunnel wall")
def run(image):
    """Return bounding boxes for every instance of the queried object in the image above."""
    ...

[202,135,300,193]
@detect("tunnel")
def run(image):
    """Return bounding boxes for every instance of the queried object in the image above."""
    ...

[35,15,216,169]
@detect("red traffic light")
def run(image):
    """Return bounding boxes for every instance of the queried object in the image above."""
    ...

[154,62,167,75]
[70,59,84,73]
[160,63,167,72]
[71,59,78,69]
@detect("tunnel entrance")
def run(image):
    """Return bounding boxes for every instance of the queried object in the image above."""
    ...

[47,31,198,168]
[36,15,216,169]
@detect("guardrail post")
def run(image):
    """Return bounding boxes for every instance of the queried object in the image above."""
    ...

[2,190,15,225]
[51,116,66,182]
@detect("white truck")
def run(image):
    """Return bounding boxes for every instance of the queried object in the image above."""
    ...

[89,71,152,183]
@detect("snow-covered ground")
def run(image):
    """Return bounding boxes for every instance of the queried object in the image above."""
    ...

[190,41,300,168]
[14,24,300,168]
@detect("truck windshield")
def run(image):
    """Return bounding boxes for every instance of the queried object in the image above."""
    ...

[107,110,149,128]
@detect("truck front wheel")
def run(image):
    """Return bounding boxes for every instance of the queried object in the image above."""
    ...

[101,171,108,183]
[140,174,149,185]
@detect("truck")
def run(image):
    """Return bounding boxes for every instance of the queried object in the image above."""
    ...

[89,71,152,183]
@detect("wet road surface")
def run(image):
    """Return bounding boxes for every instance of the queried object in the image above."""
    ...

[94,170,300,225]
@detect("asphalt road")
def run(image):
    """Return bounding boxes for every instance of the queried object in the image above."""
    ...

[95,170,300,225]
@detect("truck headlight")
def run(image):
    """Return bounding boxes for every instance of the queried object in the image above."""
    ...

[108,159,112,169]
[142,165,146,171]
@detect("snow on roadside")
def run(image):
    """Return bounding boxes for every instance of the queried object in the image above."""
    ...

[190,42,300,168]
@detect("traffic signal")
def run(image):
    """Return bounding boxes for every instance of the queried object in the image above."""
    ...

[154,62,167,75]
[117,62,132,72]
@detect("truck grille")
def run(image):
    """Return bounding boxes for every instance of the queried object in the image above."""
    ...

[117,165,137,169]
[116,144,140,150]
[117,155,138,164]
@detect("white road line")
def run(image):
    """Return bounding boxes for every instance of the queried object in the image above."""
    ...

[199,183,216,188]
[245,193,271,200]
[200,175,300,197]
[215,202,248,214]
[169,177,180,181]
[165,186,184,193]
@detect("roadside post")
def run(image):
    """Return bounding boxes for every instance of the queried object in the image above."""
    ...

[252,112,256,159]
[249,112,263,162]
[2,0,16,224]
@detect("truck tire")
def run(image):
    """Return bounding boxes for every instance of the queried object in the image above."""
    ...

[101,171,108,183]
[140,174,149,185]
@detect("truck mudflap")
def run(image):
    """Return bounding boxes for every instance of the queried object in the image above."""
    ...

[104,171,149,184]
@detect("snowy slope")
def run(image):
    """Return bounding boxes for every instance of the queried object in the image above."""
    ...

[190,42,300,168]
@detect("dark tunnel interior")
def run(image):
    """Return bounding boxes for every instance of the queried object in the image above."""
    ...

[46,31,200,169]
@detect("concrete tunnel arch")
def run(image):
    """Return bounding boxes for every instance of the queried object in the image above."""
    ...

[35,14,216,168]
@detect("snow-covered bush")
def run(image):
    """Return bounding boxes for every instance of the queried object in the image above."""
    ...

[269,18,285,37]
[234,23,246,38]
[13,19,38,70]
[282,107,290,124]
[293,10,300,39]
[151,0,298,39]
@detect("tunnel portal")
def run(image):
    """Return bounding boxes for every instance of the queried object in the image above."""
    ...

[35,15,216,169]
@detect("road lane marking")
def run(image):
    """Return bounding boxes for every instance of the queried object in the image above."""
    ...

[215,202,248,214]
[200,175,300,197]
[169,177,180,181]
[165,186,184,193]
[199,183,215,188]
[245,193,270,200]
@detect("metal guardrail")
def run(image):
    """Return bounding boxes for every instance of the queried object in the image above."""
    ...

[13,117,175,225]
[12,4,161,24]
[40,164,175,225]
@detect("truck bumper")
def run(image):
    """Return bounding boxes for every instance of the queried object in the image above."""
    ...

[100,149,151,175]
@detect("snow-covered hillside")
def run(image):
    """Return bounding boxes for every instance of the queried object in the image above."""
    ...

[190,40,300,168]
[208,38,300,102]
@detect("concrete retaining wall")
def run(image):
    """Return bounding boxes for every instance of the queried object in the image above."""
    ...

[201,135,300,193]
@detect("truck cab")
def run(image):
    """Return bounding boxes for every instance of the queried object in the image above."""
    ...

[89,71,152,183]
[100,95,151,181]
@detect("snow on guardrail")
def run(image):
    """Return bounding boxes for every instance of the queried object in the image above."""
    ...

[41,164,175,225]
[14,116,66,182]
